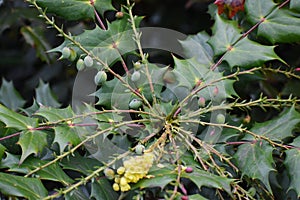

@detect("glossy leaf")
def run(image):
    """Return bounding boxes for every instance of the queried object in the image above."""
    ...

[244,106,300,141]
[65,187,90,200]
[0,143,6,160]
[35,80,61,108]
[17,130,48,164]
[284,146,300,197]
[0,78,26,110]
[0,172,48,200]
[234,141,275,192]
[209,15,283,68]
[20,26,52,64]
[36,0,114,20]
[182,167,233,195]
[0,104,38,130]
[246,0,300,44]
[90,178,119,200]
[179,31,214,66]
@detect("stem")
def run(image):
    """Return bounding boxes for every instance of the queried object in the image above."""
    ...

[93,7,106,30]
[0,131,21,141]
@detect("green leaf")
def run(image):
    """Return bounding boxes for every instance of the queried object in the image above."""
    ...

[209,14,283,68]
[35,80,61,108]
[133,166,177,190]
[17,130,48,164]
[65,187,90,200]
[51,16,142,68]
[180,31,214,66]
[290,0,300,12]
[0,172,48,200]
[244,106,300,141]
[36,0,114,20]
[0,143,6,160]
[188,194,208,200]
[182,168,233,195]
[233,141,275,192]
[61,153,102,175]
[0,78,26,110]
[37,106,75,122]
[246,0,300,44]
[90,178,119,200]
[20,26,52,64]
[0,104,38,130]
[284,147,300,197]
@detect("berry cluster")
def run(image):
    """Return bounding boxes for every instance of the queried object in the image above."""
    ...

[104,152,155,192]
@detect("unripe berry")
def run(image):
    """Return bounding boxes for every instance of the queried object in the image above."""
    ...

[129,99,142,109]
[198,97,205,107]
[115,11,124,19]
[185,167,193,173]
[216,113,225,124]
[69,48,77,61]
[131,71,141,82]
[84,55,93,67]
[135,144,145,155]
[62,47,71,58]
[76,59,85,71]
[94,71,107,85]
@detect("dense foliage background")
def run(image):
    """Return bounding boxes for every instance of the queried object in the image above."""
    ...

[0,0,300,199]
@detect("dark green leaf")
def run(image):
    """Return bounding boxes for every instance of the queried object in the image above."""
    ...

[37,106,75,122]
[0,172,48,200]
[244,106,300,141]
[0,78,26,110]
[65,187,90,200]
[35,80,61,108]
[36,0,114,20]
[188,194,208,200]
[284,147,300,197]
[246,0,300,44]
[182,167,233,195]
[209,14,283,68]
[53,126,82,153]
[290,0,300,12]
[90,178,119,200]
[0,104,38,130]
[133,166,177,189]
[233,141,275,192]
[17,130,48,164]
[0,143,6,160]
[180,31,214,66]
[20,26,52,63]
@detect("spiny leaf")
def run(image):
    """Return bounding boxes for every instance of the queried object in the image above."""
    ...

[0,78,26,110]
[20,26,52,64]
[245,0,300,44]
[90,178,119,200]
[209,14,284,68]
[0,104,38,130]
[179,31,214,66]
[17,130,48,164]
[35,80,61,108]
[244,106,300,141]
[284,144,300,197]
[290,0,300,12]
[36,106,75,122]
[0,172,48,200]
[182,167,233,195]
[233,141,275,192]
[36,0,114,21]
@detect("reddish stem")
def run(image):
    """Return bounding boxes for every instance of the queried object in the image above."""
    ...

[0,131,21,141]
[92,5,106,30]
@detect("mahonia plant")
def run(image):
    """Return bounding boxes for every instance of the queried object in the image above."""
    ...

[0,0,300,199]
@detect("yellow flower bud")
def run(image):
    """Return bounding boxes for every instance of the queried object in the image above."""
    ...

[113,183,120,191]
[120,177,128,186]
[117,166,126,175]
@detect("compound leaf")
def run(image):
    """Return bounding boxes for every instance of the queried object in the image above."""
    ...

[17,130,48,164]
[0,78,26,111]
[0,172,48,200]
[246,0,300,44]
[244,106,300,141]
[234,141,275,192]
[209,14,283,68]
[36,0,114,20]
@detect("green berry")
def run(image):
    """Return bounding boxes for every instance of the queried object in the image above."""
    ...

[69,48,77,61]
[133,61,142,70]
[84,55,93,67]
[131,71,141,82]
[216,113,225,124]
[62,47,71,58]
[76,59,85,71]
[129,99,142,109]
[135,144,145,155]
[94,71,107,85]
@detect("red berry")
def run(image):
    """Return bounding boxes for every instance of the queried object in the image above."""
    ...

[181,196,189,200]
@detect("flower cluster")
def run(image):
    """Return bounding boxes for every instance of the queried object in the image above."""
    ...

[104,152,155,192]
